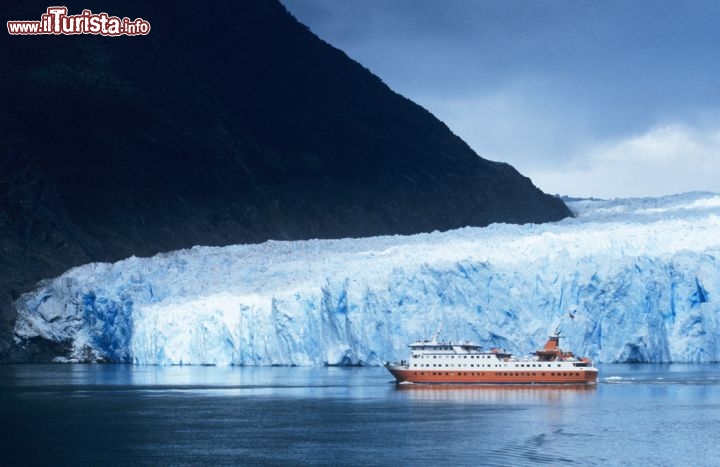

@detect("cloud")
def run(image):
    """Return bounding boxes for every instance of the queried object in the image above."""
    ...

[282,0,720,199]
[417,83,593,172]
[422,90,720,198]
[529,124,720,198]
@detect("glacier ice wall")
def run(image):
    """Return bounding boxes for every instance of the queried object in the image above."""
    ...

[13,192,720,364]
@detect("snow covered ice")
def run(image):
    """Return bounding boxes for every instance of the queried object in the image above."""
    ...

[14,192,720,365]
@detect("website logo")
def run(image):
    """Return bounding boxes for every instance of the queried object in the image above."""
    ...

[7,6,151,36]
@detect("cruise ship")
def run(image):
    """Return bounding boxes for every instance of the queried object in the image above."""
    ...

[385,331,598,384]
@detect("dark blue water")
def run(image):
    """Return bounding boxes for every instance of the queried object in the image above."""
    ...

[1,364,719,466]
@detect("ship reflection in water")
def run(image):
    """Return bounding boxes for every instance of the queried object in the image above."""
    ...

[395,383,597,404]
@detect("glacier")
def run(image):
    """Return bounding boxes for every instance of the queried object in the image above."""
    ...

[13,192,720,365]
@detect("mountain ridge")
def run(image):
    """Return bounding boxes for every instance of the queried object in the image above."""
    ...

[1,0,570,361]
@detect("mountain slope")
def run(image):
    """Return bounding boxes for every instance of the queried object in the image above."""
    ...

[0,0,570,360]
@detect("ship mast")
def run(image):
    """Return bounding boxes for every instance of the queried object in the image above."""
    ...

[430,326,441,344]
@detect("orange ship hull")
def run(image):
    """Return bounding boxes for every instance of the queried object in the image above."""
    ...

[386,366,598,385]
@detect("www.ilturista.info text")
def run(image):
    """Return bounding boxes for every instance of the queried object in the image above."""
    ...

[7,7,150,36]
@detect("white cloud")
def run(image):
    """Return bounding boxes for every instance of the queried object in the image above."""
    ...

[418,88,720,199]
[529,124,720,198]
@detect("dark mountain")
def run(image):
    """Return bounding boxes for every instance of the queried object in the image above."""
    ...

[0,0,571,360]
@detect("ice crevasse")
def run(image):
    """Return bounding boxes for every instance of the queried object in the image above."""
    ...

[14,192,720,365]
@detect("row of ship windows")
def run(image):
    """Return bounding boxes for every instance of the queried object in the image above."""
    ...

[413,355,493,359]
[414,372,584,377]
[412,363,563,368]
[414,346,461,351]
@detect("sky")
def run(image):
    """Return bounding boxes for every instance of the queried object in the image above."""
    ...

[281,0,720,198]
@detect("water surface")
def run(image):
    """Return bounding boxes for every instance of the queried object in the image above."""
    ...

[1,364,718,465]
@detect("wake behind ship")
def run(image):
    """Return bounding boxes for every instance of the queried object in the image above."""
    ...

[385,331,598,385]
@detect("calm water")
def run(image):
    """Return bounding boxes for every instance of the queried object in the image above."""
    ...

[1,364,719,466]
